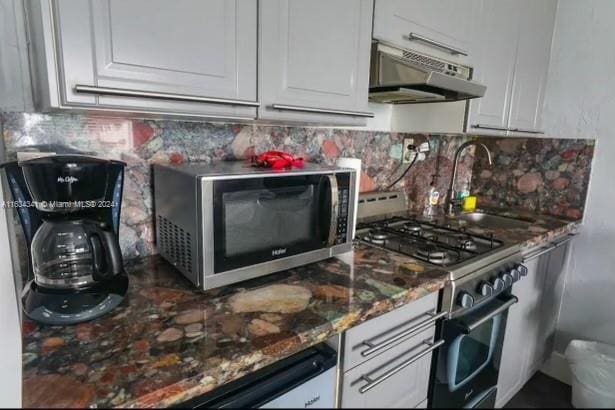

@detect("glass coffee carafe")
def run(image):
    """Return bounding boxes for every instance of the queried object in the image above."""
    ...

[31,219,123,289]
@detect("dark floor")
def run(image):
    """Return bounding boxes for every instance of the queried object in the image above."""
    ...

[505,372,572,408]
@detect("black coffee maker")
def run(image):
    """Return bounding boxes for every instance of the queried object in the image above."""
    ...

[1,155,128,325]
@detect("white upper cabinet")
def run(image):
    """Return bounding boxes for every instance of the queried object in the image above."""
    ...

[508,0,557,134]
[467,0,557,135]
[466,0,519,135]
[258,0,374,125]
[373,0,479,64]
[27,0,258,119]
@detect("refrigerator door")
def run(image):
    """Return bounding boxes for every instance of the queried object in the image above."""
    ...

[260,367,336,409]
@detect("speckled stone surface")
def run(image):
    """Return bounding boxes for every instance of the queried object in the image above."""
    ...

[441,209,581,251]
[21,243,448,408]
[472,137,594,220]
[20,209,581,408]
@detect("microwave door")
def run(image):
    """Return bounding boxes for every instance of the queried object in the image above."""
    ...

[211,175,336,274]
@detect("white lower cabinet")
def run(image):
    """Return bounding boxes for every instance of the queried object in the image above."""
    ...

[496,239,573,408]
[339,292,441,408]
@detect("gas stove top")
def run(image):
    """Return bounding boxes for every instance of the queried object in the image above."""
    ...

[357,216,504,267]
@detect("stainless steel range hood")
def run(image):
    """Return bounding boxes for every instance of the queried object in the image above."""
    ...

[369,41,486,104]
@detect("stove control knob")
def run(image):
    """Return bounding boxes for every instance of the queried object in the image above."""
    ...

[479,282,494,297]
[457,291,475,308]
[516,264,529,277]
[500,273,513,288]
[492,278,505,292]
[510,268,521,282]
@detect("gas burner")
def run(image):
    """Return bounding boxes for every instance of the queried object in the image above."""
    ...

[454,235,478,251]
[414,245,457,265]
[403,222,422,233]
[368,229,389,244]
[357,216,505,267]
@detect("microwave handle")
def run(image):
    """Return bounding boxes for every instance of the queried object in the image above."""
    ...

[326,174,339,247]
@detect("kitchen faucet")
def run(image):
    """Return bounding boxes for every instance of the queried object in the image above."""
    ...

[446,140,493,215]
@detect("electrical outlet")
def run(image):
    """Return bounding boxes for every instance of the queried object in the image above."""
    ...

[402,138,415,163]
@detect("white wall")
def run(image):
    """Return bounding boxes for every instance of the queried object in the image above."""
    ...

[542,0,615,351]
[0,181,22,407]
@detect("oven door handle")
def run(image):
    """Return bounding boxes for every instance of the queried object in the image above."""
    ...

[458,296,518,334]
[326,174,339,247]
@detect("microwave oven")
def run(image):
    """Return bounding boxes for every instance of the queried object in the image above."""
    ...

[153,162,356,290]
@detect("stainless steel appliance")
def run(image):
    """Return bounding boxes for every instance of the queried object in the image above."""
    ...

[177,343,337,408]
[154,162,356,290]
[355,193,528,408]
[369,40,487,104]
[1,155,128,325]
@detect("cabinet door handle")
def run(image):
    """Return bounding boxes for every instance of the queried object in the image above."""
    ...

[74,85,261,107]
[523,245,555,262]
[407,32,468,56]
[470,124,509,131]
[271,104,375,118]
[553,232,577,248]
[509,127,545,134]
[358,339,445,394]
[360,310,447,357]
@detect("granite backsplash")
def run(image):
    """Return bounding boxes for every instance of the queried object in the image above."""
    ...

[1,112,474,259]
[472,136,595,220]
[0,112,594,261]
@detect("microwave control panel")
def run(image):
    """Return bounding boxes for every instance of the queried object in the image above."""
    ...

[336,187,349,244]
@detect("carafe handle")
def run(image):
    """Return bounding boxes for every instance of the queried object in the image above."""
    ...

[85,224,123,280]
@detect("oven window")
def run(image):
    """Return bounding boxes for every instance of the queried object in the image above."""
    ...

[447,314,501,391]
[223,185,315,256]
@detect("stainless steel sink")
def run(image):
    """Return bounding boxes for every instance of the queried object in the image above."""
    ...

[456,212,533,230]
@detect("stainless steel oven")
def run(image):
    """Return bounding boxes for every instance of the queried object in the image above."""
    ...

[154,162,356,290]
[430,291,519,408]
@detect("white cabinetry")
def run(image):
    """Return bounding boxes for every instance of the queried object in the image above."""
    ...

[259,0,374,125]
[467,0,557,136]
[27,0,259,119]
[508,0,558,134]
[497,237,573,407]
[340,292,441,408]
[373,0,479,64]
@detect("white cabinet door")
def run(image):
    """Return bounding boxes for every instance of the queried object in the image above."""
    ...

[373,0,479,64]
[497,239,572,407]
[258,0,373,125]
[496,255,547,407]
[31,0,258,118]
[538,242,571,364]
[508,0,557,134]
[466,0,519,135]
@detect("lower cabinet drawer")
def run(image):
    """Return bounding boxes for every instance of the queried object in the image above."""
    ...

[341,327,439,408]
[344,292,439,371]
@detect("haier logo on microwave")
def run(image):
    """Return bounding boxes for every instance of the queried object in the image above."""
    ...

[57,176,79,184]
[304,395,320,407]
[272,248,287,257]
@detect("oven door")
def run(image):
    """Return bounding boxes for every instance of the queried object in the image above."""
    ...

[210,173,341,274]
[431,294,518,408]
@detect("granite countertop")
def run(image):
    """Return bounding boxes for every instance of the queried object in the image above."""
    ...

[442,208,581,249]
[21,211,580,408]
[21,243,448,408]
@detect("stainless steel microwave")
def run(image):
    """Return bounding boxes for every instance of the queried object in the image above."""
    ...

[153,162,356,290]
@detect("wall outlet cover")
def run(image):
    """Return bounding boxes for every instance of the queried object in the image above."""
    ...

[403,138,415,163]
